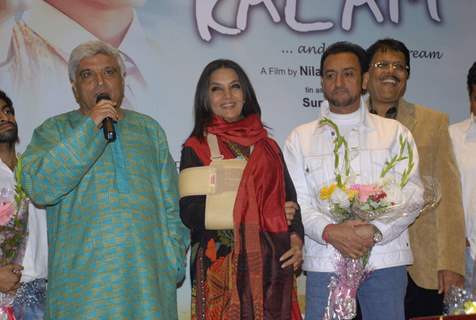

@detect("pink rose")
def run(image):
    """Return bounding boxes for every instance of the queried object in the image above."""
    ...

[0,202,14,226]
[356,185,377,203]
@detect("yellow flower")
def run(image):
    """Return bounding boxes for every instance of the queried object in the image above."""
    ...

[320,183,337,200]
[346,189,358,200]
[464,301,476,314]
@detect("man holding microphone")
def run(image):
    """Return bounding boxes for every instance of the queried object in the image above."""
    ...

[20,40,188,319]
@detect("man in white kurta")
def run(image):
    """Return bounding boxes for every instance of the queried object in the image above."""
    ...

[0,90,47,320]
[449,61,476,291]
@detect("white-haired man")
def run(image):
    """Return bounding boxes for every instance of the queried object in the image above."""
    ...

[20,41,188,319]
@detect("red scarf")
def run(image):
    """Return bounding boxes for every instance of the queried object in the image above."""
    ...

[206,114,268,147]
[185,114,302,319]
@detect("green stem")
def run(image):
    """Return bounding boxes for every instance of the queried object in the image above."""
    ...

[379,135,414,188]
[319,118,350,188]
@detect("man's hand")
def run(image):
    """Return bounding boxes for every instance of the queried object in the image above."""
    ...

[438,270,464,295]
[87,99,120,127]
[280,233,303,271]
[284,201,299,226]
[326,220,374,259]
[354,224,376,242]
[0,264,23,294]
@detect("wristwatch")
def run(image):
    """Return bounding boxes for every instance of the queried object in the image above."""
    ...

[372,226,383,243]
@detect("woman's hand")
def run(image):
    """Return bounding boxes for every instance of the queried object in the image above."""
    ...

[285,201,299,225]
[280,233,303,271]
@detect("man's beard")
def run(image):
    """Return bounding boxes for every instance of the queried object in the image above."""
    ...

[324,89,359,109]
[0,124,18,144]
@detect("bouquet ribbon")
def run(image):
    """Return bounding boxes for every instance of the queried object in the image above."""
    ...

[0,306,15,320]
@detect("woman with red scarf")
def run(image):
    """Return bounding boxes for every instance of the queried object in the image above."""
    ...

[179,59,304,319]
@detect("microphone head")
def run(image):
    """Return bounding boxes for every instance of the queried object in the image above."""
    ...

[96,93,111,103]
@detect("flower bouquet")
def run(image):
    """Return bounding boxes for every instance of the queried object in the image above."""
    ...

[317,118,434,320]
[0,159,29,319]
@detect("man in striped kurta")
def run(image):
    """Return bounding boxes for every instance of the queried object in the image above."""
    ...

[20,40,189,319]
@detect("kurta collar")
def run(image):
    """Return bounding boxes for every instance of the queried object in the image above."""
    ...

[0,153,20,176]
[368,100,398,119]
[365,96,416,131]
[463,113,476,139]
[0,157,12,175]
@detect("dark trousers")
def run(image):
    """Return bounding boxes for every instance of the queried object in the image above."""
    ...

[404,273,444,319]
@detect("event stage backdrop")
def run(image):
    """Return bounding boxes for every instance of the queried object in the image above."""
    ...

[1,1,475,318]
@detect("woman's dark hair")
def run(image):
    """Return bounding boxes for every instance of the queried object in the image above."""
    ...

[190,59,261,139]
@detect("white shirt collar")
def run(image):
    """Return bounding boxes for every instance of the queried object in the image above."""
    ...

[464,113,476,139]
[314,98,374,135]
[0,158,12,174]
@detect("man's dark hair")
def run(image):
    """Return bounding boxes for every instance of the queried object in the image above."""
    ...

[320,41,368,76]
[0,90,14,115]
[366,38,411,77]
[0,89,18,145]
[467,62,476,96]
[190,59,261,140]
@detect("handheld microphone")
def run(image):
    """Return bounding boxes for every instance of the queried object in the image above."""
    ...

[96,93,116,142]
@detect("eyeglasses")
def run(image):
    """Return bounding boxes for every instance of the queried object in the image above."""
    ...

[372,61,409,72]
